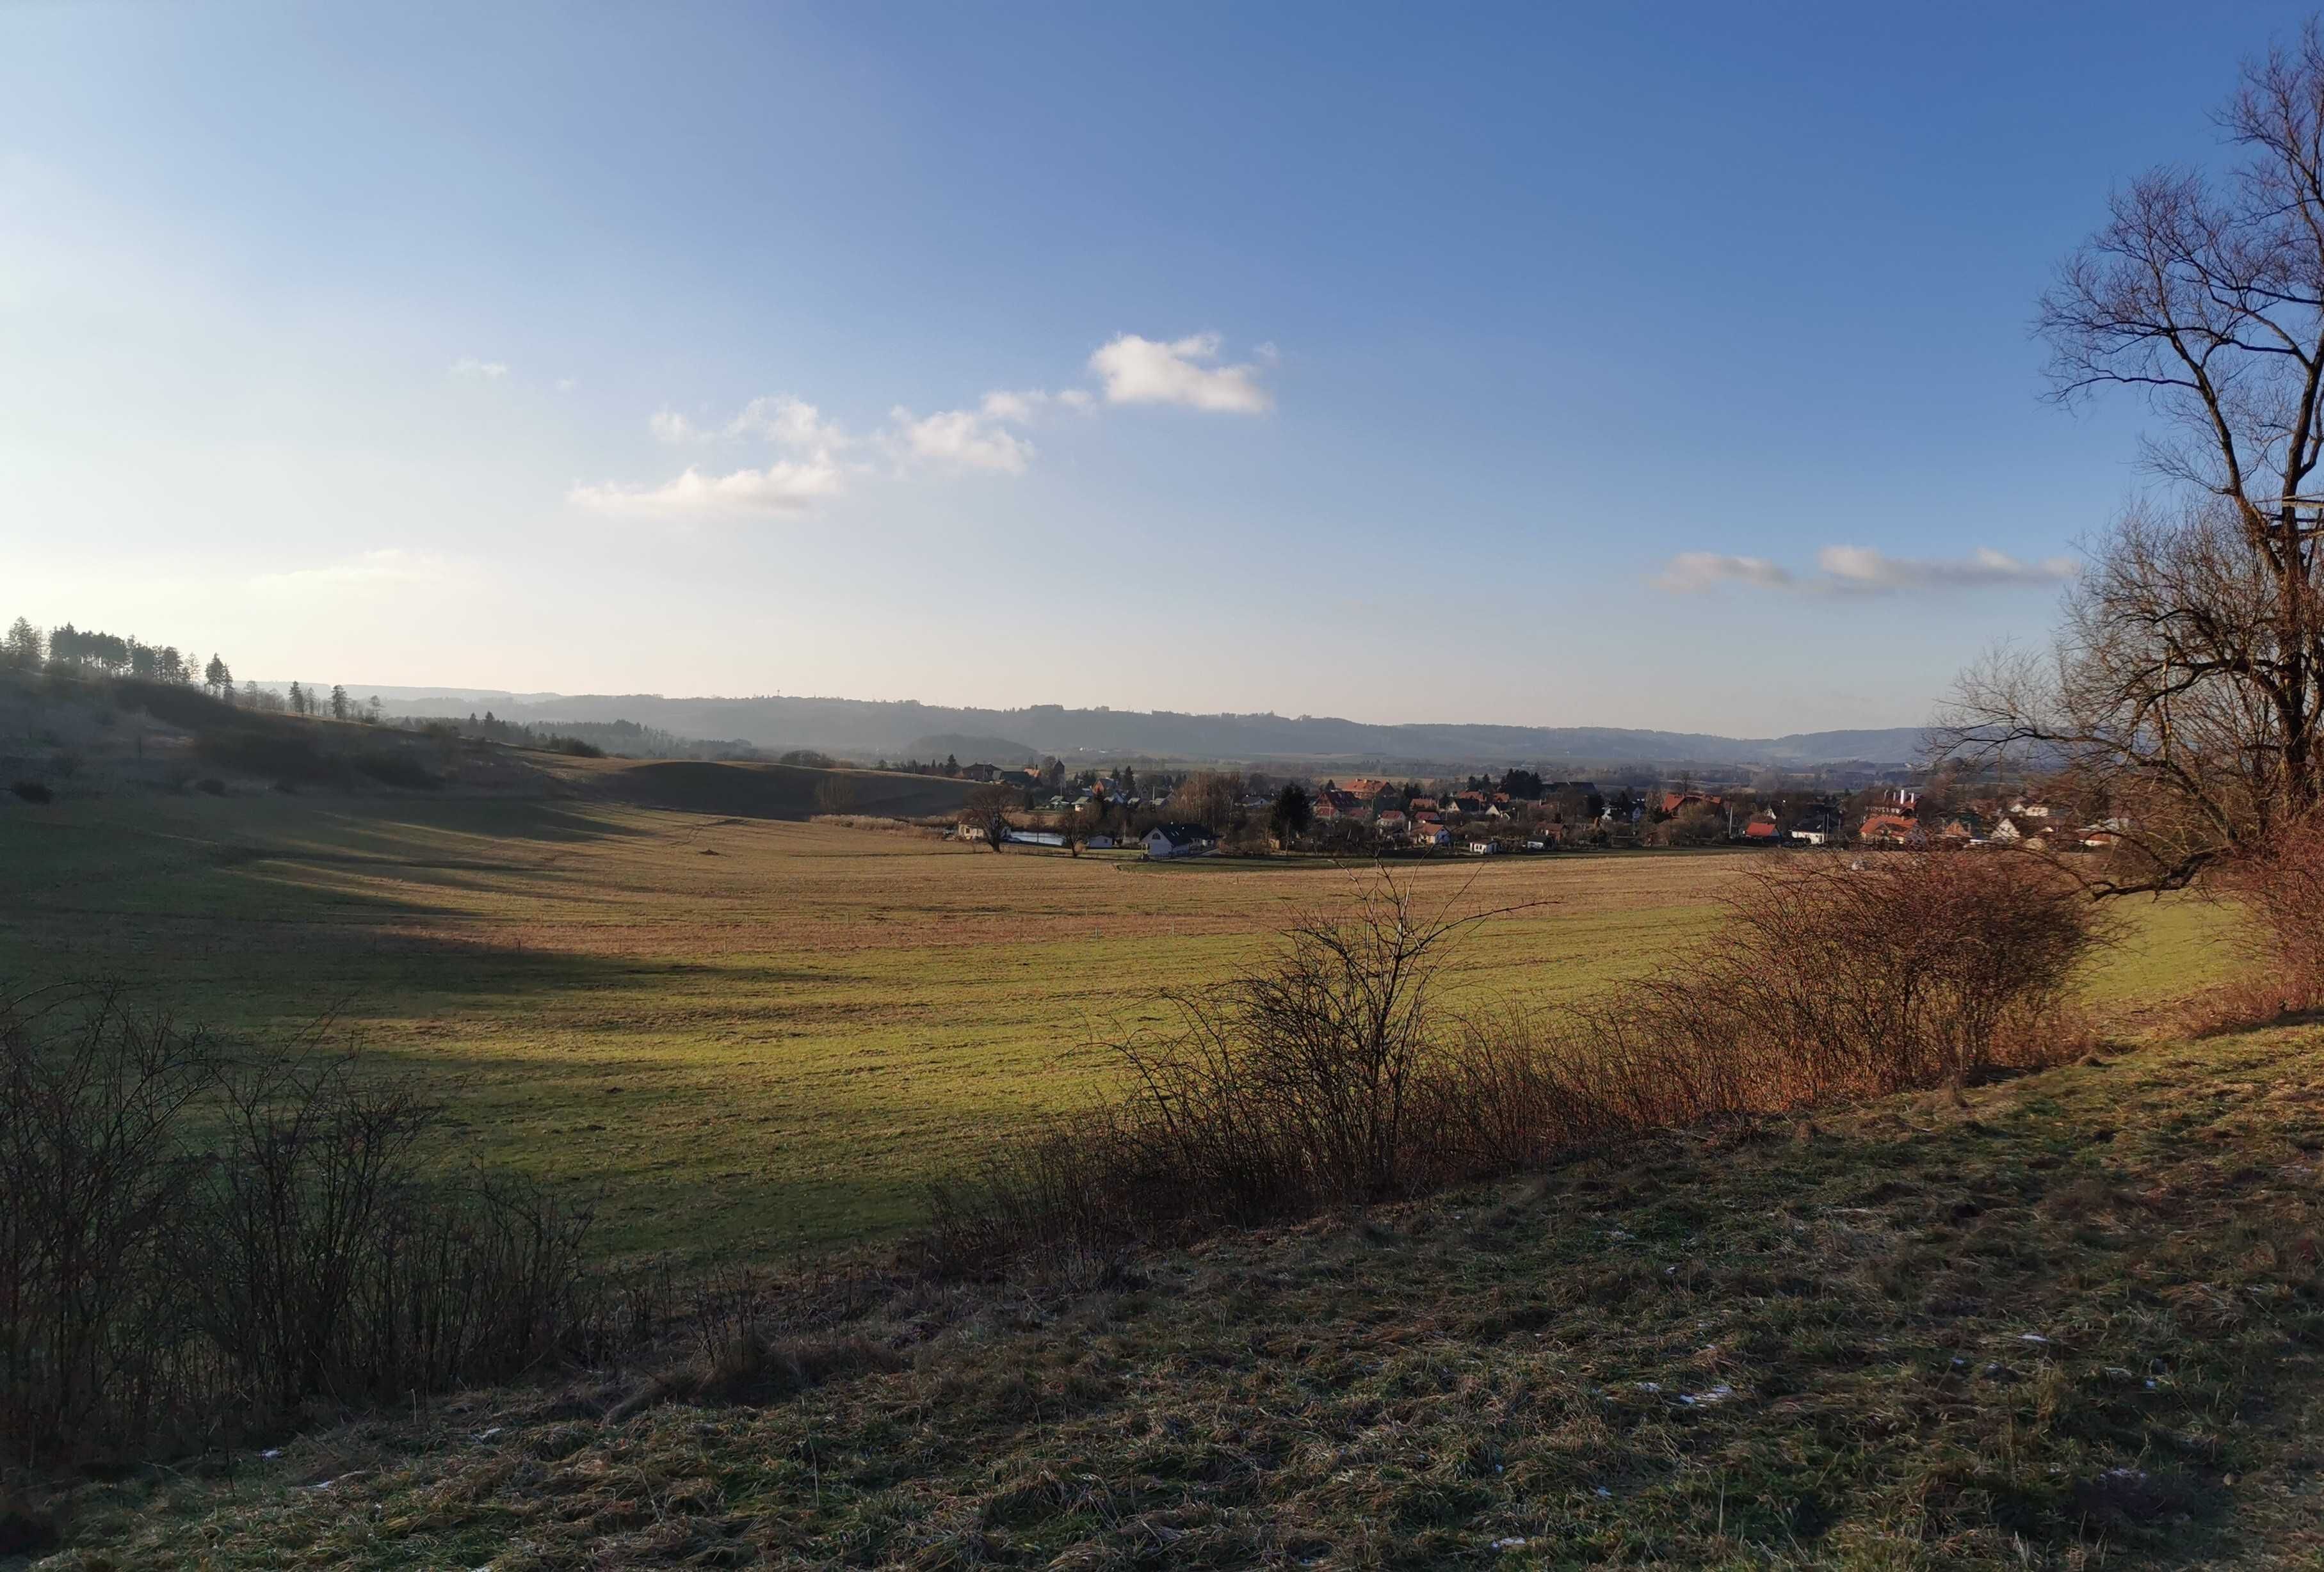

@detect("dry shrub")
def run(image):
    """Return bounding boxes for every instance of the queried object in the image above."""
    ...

[2224,814,2324,1014]
[0,991,214,1468]
[923,879,1502,1269]
[0,988,656,1472]
[923,855,2103,1271]
[1581,851,2104,1113]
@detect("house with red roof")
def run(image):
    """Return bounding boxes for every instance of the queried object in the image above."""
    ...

[1859,813,1922,846]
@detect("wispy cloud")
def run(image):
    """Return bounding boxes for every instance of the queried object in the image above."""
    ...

[250,549,468,595]
[1817,545,2079,590]
[730,395,848,453]
[449,357,509,380]
[652,394,850,452]
[567,460,846,520]
[1656,552,1796,592]
[1656,545,2078,595]
[586,330,1271,517]
[1088,331,1272,412]
[648,408,702,444]
[892,405,1035,473]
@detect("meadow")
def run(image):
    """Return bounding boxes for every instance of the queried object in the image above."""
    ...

[0,791,2242,1259]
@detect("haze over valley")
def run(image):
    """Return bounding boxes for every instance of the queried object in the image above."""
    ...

[336,684,1934,769]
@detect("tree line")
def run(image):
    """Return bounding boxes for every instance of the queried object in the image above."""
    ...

[4,616,383,723]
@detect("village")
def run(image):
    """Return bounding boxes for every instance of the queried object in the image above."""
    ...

[935,756,2132,860]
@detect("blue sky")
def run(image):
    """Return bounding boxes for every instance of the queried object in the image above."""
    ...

[3,3,2308,734]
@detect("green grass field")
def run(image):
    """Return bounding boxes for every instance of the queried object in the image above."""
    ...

[0,792,2248,1259]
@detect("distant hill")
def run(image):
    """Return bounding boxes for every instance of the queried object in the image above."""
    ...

[360,690,1932,771]
[901,734,1041,766]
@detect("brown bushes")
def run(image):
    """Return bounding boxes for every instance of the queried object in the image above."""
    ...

[2226,814,2324,1014]
[0,990,650,1471]
[924,854,2104,1271]
[923,881,1505,1269]
[1585,851,2102,1111]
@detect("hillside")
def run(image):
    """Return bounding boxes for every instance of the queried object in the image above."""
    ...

[0,672,974,826]
[903,732,1042,766]
[585,757,978,821]
[26,1022,2324,1568]
[348,687,1932,770]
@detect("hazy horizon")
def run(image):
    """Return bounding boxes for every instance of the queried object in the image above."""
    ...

[12,3,2312,732]
[247,676,1933,742]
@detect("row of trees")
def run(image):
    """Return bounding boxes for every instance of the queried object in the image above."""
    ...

[6,615,388,724]
[5,618,223,693]
[9,616,232,696]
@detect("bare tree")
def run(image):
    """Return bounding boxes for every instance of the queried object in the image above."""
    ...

[962,782,1015,852]
[1938,26,2324,891]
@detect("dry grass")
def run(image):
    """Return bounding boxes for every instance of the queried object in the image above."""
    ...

[24,1023,2324,1569]
[923,856,2106,1272]
[806,814,946,837]
[0,794,2248,1258]
[0,796,1796,1256]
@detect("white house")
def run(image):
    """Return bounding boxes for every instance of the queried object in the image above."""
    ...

[1143,823,1215,860]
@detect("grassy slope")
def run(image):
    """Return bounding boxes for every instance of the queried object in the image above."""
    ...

[36,1023,2324,1570]
[578,757,978,821]
[0,794,2240,1257]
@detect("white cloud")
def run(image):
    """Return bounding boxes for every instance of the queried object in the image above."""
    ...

[1654,552,1796,592]
[1656,545,2079,595]
[892,405,1035,474]
[568,459,846,520]
[1088,332,1273,413]
[652,395,850,453]
[450,357,509,380]
[250,549,466,595]
[554,376,577,394]
[1816,545,2078,590]
[979,388,1047,423]
[728,394,847,453]
[595,331,1273,514]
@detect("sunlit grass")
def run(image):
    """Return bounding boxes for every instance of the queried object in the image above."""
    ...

[0,794,2242,1257]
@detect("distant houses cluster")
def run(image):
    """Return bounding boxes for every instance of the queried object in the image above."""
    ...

[936,750,2128,864]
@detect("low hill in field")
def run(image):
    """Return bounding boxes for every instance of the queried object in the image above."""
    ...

[0,672,972,823]
[31,1023,2324,1568]
[587,757,976,821]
